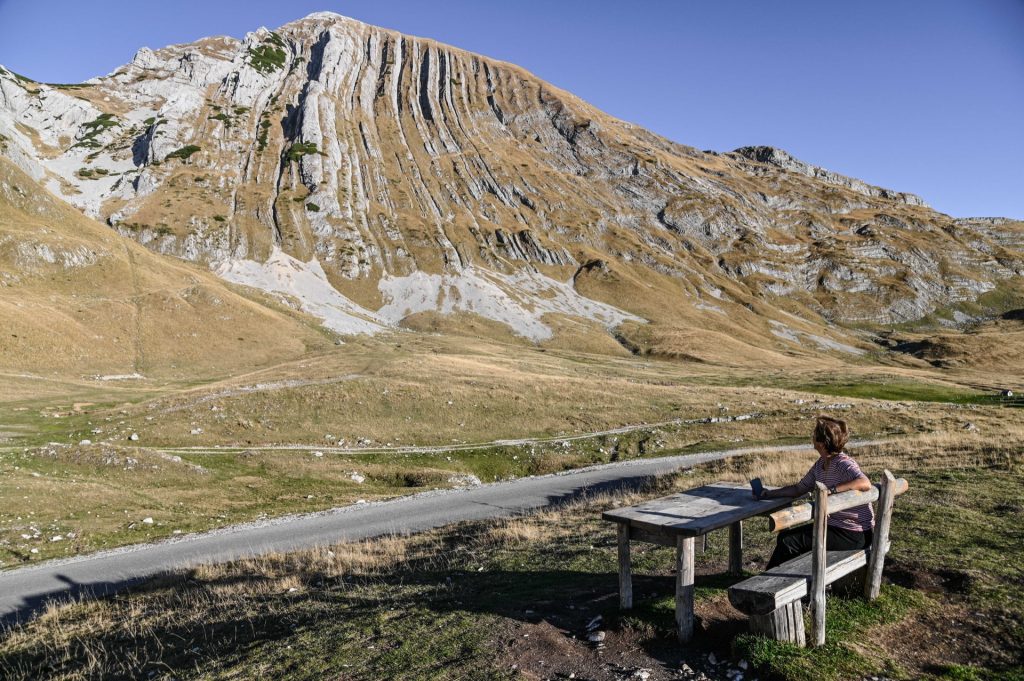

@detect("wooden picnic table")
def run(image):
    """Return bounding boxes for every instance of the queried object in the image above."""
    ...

[602,481,792,642]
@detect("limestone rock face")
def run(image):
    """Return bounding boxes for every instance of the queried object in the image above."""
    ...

[731,146,927,207]
[0,11,1021,337]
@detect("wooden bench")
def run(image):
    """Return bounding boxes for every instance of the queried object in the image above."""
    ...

[728,470,908,647]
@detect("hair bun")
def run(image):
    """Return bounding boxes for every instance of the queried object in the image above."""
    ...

[813,415,849,454]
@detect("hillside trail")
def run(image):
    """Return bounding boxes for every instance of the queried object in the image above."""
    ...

[139,414,748,455]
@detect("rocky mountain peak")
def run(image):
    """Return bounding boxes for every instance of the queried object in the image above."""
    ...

[0,13,1021,346]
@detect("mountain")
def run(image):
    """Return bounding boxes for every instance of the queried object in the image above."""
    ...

[0,156,329,377]
[1,11,1021,349]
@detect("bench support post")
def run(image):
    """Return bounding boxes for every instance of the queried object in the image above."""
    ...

[676,535,695,642]
[750,601,805,646]
[810,482,828,647]
[617,523,633,610]
[864,470,896,600]
[728,521,743,575]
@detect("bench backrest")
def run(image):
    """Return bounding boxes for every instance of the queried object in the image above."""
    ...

[807,469,905,646]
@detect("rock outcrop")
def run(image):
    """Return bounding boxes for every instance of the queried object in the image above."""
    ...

[730,146,927,207]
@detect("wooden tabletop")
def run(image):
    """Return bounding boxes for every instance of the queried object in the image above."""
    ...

[602,482,794,536]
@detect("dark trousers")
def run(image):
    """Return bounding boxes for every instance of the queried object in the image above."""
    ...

[767,525,873,569]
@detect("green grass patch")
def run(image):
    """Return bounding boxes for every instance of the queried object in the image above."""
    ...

[794,379,1000,405]
[247,35,287,75]
[4,68,35,84]
[165,144,201,162]
[888,466,1024,607]
[735,586,926,681]
[257,116,272,151]
[72,113,118,149]
[286,141,320,162]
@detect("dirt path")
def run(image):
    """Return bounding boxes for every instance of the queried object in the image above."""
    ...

[144,414,763,456]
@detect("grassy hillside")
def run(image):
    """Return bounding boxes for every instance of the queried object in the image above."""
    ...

[0,158,331,378]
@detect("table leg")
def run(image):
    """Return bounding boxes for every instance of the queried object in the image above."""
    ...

[676,535,695,642]
[617,523,633,610]
[728,520,743,576]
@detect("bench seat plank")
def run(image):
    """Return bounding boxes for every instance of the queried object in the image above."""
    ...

[729,549,867,615]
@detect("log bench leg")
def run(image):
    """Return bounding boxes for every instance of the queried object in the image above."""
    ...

[865,470,897,600]
[676,535,695,642]
[728,521,743,575]
[617,523,633,610]
[749,601,805,646]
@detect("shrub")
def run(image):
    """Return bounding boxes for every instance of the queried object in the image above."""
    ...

[305,202,321,212]
[247,35,287,75]
[286,142,319,162]
[165,145,201,162]
[257,116,272,151]
[72,112,119,149]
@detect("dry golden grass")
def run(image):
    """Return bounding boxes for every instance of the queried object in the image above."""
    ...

[0,158,332,379]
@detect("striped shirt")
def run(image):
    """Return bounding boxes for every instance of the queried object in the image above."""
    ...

[794,453,874,532]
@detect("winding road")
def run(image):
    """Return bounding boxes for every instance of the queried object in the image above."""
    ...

[0,440,871,623]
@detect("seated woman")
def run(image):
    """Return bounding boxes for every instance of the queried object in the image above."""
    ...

[757,416,874,568]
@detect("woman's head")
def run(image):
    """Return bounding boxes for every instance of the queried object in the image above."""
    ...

[813,416,849,456]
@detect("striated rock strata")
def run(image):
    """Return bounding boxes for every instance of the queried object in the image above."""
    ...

[1,11,1021,339]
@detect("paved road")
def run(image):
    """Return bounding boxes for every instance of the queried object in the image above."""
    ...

[0,441,846,623]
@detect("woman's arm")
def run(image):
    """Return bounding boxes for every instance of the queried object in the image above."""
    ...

[761,483,807,499]
[829,475,871,494]
[759,474,870,499]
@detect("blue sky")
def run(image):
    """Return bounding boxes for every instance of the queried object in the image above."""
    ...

[1,0,1021,218]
